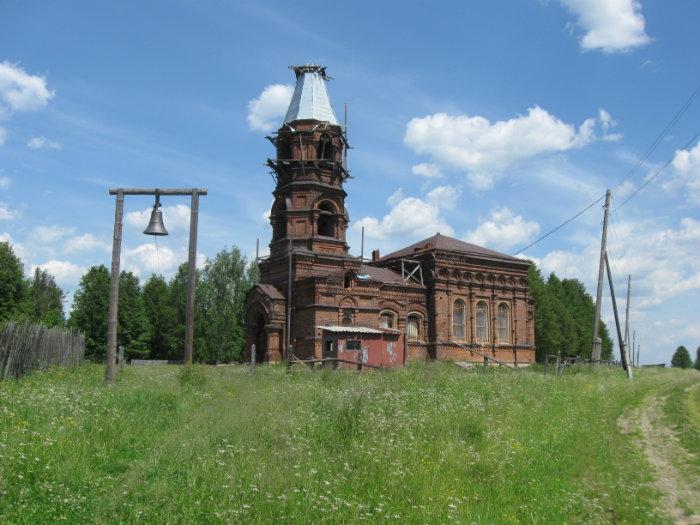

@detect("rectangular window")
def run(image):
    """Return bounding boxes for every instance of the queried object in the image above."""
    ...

[346,340,361,351]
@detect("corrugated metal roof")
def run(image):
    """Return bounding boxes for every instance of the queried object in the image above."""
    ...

[359,265,416,286]
[320,325,383,334]
[378,233,529,264]
[284,65,338,125]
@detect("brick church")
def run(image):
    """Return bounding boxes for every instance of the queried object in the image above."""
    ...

[244,65,535,367]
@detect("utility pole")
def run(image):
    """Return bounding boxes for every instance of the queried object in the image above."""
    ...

[624,275,631,344]
[632,329,636,367]
[624,274,631,366]
[604,251,632,379]
[591,189,611,365]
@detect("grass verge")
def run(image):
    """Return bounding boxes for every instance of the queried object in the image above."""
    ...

[0,363,698,523]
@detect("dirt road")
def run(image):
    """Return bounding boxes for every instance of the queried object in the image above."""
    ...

[620,386,700,524]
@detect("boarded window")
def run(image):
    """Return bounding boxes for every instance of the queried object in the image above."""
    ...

[407,314,421,340]
[379,311,395,329]
[498,303,510,343]
[452,299,466,340]
[476,302,488,342]
[342,312,353,326]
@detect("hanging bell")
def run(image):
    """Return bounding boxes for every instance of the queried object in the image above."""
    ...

[143,195,169,236]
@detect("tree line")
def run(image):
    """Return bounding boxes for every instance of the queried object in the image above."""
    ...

[671,345,700,370]
[527,265,614,362]
[0,242,65,327]
[2,239,696,367]
[1,241,257,363]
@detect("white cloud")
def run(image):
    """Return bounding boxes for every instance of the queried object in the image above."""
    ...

[531,217,700,309]
[412,163,443,179]
[466,208,541,251]
[247,83,294,132]
[560,0,651,54]
[0,202,19,220]
[31,260,85,287]
[355,185,459,240]
[670,140,700,205]
[122,243,178,277]
[404,107,597,190]
[0,176,10,189]
[63,233,110,254]
[32,225,75,243]
[27,136,61,150]
[125,204,191,233]
[0,126,5,145]
[0,61,54,116]
[387,188,405,207]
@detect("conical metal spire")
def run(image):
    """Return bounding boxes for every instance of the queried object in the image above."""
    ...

[284,64,338,125]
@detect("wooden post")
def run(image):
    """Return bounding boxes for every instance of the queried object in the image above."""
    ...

[118,345,125,371]
[105,190,124,384]
[184,190,199,366]
[591,190,611,364]
[250,343,256,370]
[604,251,632,379]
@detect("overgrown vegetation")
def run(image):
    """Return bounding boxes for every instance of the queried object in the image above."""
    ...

[0,364,697,523]
[528,265,613,362]
[67,247,257,362]
[0,242,64,326]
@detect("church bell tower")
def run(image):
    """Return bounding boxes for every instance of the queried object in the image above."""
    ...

[265,65,350,261]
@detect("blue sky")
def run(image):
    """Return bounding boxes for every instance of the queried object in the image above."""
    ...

[1,1,699,364]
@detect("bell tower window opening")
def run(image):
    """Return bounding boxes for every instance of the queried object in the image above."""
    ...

[272,199,287,240]
[317,201,336,237]
[278,139,292,160]
[318,135,334,161]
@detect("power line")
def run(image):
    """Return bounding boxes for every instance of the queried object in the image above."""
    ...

[615,82,700,187]
[512,194,605,256]
[510,85,700,258]
[617,131,700,209]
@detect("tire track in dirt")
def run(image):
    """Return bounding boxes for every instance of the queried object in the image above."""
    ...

[620,390,700,525]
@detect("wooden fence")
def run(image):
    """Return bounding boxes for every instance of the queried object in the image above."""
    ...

[0,321,85,379]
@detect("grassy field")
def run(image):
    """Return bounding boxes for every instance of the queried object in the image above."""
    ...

[0,363,698,524]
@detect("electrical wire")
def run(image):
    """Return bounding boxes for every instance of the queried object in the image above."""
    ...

[617,131,700,209]
[511,194,605,256]
[615,82,700,187]
[511,84,700,258]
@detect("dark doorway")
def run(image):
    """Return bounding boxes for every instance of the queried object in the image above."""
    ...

[253,313,267,363]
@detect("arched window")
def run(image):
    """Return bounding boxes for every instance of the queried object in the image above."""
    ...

[317,135,334,160]
[278,139,292,160]
[317,201,336,237]
[407,313,422,340]
[476,301,489,342]
[497,303,510,343]
[272,199,287,240]
[379,311,396,329]
[452,299,466,340]
[342,311,354,326]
